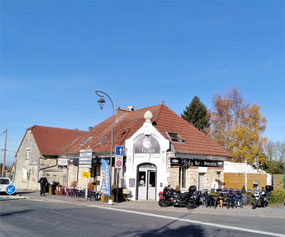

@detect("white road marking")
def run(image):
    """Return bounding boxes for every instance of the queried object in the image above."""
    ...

[90,205,284,237]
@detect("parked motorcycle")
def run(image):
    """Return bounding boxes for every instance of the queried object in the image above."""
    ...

[252,185,273,209]
[158,185,198,209]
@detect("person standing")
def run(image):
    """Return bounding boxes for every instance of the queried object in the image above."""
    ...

[38,175,48,196]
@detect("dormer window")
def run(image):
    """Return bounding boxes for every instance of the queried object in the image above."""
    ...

[80,137,93,145]
[166,132,185,143]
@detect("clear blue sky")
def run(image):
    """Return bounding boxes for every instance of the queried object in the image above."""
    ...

[1,0,284,166]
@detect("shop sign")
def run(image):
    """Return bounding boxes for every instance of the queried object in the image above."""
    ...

[58,159,68,167]
[170,158,224,167]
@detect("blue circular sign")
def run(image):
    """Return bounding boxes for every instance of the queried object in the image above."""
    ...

[6,185,16,195]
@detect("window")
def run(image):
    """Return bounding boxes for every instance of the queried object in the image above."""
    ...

[80,137,93,145]
[26,149,31,160]
[179,167,187,189]
[97,136,107,144]
[166,132,185,143]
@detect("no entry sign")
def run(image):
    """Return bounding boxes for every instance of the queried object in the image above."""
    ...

[115,156,123,169]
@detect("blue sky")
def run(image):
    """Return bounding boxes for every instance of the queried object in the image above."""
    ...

[0,0,284,166]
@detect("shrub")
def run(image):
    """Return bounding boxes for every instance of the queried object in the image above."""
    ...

[241,186,246,194]
[269,190,285,204]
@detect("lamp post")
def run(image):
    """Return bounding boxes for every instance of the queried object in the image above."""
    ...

[95,91,115,187]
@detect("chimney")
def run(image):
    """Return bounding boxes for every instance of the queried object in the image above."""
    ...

[128,105,135,111]
[88,126,93,131]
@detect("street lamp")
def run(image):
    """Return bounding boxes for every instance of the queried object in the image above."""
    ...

[95,91,115,186]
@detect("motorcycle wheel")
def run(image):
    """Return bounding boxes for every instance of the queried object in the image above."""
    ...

[158,199,169,207]
[186,200,196,209]
[252,200,258,209]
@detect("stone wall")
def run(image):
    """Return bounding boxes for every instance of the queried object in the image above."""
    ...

[15,130,41,190]
[15,129,68,190]
[167,166,224,191]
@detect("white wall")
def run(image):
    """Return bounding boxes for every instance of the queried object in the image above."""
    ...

[125,111,170,200]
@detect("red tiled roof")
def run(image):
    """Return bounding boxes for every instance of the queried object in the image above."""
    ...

[66,104,232,158]
[29,125,87,156]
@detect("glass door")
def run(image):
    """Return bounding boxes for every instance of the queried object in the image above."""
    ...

[138,171,146,200]
[147,171,156,200]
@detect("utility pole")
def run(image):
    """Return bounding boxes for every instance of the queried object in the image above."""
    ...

[1,129,7,177]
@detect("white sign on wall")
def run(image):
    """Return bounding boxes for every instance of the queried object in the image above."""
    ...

[58,159,68,166]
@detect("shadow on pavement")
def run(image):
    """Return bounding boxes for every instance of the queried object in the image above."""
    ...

[116,213,206,237]
[0,209,32,217]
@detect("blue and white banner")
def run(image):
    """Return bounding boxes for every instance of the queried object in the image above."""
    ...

[100,159,111,196]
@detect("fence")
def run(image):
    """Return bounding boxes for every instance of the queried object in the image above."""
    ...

[224,173,267,190]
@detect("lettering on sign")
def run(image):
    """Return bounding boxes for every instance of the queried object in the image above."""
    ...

[171,158,224,167]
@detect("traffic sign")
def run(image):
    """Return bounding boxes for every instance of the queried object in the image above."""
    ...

[115,156,123,169]
[115,145,124,156]
[81,172,91,178]
[6,185,16,195]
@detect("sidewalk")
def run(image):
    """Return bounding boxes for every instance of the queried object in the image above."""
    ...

[5,190,285,219]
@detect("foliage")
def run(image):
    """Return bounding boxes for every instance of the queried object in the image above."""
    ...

[71,180,77,187]
[210,88,267,165]
[264,141,285,174]
[269,190,285,204]
[241,186,246,194]
[264,160,284,174]
[27,170,31,180]
[181,96,211,134]
[88,182,95,191]
[264,141,285,163]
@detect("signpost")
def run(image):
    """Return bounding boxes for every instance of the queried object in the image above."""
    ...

[115,146,123,202]
[81,171,91,200]
[6,185,16,195]
[79,149,92,168]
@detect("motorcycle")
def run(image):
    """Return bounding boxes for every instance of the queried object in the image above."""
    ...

[158,185,198,209]
[252,185,273,209]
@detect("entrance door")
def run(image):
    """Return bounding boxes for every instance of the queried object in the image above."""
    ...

[147,171,156,200]
[198,173,204,191]
[137,163,156,200]
[138,171,147,200]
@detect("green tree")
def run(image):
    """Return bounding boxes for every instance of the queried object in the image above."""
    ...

[181,96,210,134]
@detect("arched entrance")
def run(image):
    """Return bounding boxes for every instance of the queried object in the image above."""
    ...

[137,163,157,200]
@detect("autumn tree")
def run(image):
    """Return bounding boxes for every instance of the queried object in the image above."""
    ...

[210,88,267,165]
[181,96,210,134]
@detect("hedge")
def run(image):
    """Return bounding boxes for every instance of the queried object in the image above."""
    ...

[269,190,285,204]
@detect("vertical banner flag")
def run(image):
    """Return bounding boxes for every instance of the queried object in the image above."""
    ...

[100,159,111,196]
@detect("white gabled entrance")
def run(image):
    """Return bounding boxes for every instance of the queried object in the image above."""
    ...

[137,163,156,200]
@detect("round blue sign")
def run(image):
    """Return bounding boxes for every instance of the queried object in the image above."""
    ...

[6,185,16,195]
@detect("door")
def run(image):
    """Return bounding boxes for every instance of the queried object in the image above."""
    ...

[199,173,204,191]
[147,171,156,200]
[138,171,146,200]
[137,163,157,200]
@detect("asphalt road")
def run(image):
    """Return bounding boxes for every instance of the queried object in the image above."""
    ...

[0,198,284,237]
